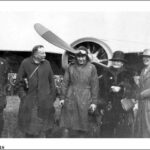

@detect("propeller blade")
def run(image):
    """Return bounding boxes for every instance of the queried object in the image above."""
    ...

[99,59,109,63]
[93,61,109,68]
[34,23,77,54]
[34,23,109,68]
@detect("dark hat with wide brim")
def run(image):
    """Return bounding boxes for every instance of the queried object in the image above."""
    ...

[109,51,126,62]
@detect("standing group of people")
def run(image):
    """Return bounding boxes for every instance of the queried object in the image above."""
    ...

[0,44,150,138]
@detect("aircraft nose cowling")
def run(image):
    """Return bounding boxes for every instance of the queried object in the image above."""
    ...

[61,37,113,70]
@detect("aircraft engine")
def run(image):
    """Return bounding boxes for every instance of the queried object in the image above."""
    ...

[62,37,113,76]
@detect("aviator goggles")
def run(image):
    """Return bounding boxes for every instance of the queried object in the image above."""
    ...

[76,50,87,56]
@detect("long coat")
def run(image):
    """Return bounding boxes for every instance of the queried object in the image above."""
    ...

[99,66,135,137]
[16,57,56,132]
[0,57,8,109]
[135,66,150,137]
[60,62,99,132]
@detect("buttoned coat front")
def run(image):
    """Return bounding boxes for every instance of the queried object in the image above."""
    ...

[60,62,99,132]
[99,66,135,137]
[16,57,56,132]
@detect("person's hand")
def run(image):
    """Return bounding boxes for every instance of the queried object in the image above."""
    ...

[134,76,140,87]
[59,99,65,107]
[133,102,138,111]
[100,109,104,115]
[111,86,121,92]
[89,104,97,112]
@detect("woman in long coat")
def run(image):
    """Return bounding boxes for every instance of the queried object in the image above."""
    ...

[59,46,99,137]
[99,51,136,137]
[135,49,150,137]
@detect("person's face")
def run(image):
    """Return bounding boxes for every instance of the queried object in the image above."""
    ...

[143,56,150,66]
[34,47,46,62]
[76,55,87,65]
[112,61,123,68]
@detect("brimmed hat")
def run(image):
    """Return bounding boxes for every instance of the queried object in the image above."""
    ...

[141,49,150,57]
[109,51,126,62]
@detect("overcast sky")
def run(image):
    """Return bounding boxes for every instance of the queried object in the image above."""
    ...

[0,1,150,53]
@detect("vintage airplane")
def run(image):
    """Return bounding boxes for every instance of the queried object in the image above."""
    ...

[33,22,144,76]
[0,11,149,94]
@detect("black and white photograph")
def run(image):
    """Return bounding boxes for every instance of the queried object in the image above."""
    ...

[0,1,150,149]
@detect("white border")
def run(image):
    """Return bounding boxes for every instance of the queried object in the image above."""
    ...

[0,1,150,12]
[1,138,150,149]
[0,1,150,149]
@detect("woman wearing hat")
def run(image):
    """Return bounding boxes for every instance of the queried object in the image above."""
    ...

[135,49,150,137]
[99,50,136,137]
[59,46,99,137]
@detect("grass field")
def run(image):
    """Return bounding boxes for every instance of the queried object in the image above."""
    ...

[2,96,23,138]
[2,96,61,138]
[1,96,101,138]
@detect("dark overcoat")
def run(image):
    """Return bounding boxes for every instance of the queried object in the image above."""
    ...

[0,57,8,109]
[99,66,136,137]
[60,62,99,132]
[16,57,56,132]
